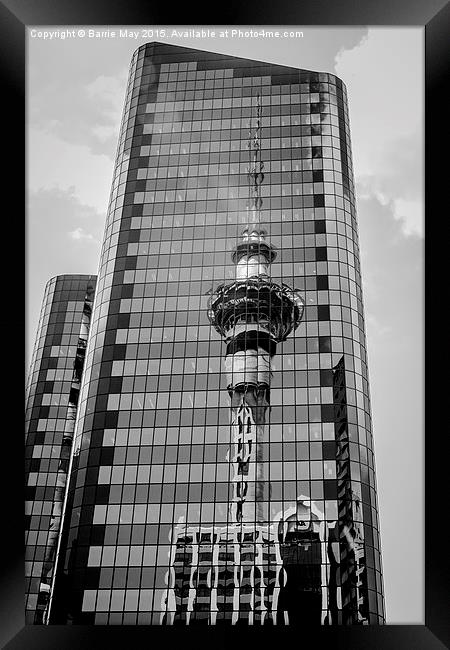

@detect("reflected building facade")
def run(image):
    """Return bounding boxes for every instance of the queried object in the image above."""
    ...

[37,43,384,624]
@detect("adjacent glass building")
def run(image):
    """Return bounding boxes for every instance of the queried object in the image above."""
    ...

[32,43,384,625]
[25,274,96,623]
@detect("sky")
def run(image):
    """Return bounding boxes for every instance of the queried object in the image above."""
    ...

[27,26,424,624]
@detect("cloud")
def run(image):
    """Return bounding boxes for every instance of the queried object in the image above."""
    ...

[85,73,127,112]
[335,28,423,238]
[28,64,128,159]
[357,192,423,624]
[26,187,105,367]
[69,227,98,243]
[27,186,105,261]
[91,124,119,143]
[28,126,113,213]
[85,72,128,144]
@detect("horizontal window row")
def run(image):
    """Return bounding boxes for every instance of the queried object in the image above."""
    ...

[75,481,373,510]
[101,257,358,274]
[120,163,349,183]
[26,523,381,558]
[138,140,348,156]
[144,120,349,139]
[108,310,359,330]
[81,591,380,617]
[118,145,351,164]
[95,353,367,379]
[146,87,343,101]
[85,612,383,625]
[85,546,353,573]
[94,425,370,447]
[148,79,345,94]
[86,347,367,369]
[32,419,369,444]
[29,438,370,460]
[30,362,367,395]
[142,122,342,136]
[129,165,346,181]
[110,289,358,308]
[90,274,351,296]
[116,232,346,248]
[101,486,373,510]
[142,138,344,155]
[144,102,348,119]
[100,265,358,284]
[128,197,353,212]
[104,389,337,411]
[76,501,373,527]
[101,260,355,278]
[97,375,346,394]
[144,129,341,145]
[89,498,346,528]
[126,183,346,198]
[91,460,338,485]
[129,187,352,201]
[87,345,359,364]
[121,247,357,262]
[77,409,372,439]
[31,420,369,449]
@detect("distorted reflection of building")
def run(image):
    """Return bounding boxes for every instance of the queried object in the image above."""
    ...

[164,219,305,624]
[278,499,324,624]
[324,356,369,625]
[25,43,385,625]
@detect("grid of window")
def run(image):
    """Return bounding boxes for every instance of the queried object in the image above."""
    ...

[25,275,96,623]
[49,44,384,625]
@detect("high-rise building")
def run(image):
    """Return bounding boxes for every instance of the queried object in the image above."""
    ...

[32,42,384,625]
[25,274,96,623]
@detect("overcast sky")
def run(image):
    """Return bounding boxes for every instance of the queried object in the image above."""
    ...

[26,26,424,624]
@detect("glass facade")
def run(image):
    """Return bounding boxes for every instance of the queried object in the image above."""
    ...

[46,43,384,625]
[25,274,96,623]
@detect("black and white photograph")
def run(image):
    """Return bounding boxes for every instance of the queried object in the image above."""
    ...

[1,4,446,647]
[24,25,424,627]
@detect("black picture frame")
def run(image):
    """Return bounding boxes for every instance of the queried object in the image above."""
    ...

[3,0,448,648]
